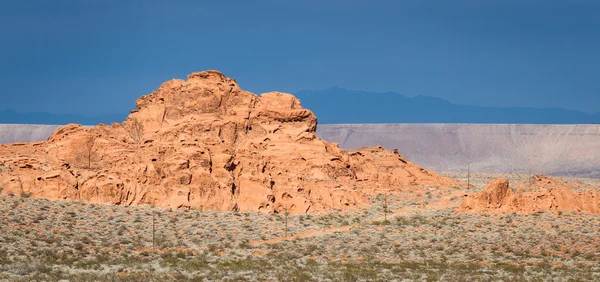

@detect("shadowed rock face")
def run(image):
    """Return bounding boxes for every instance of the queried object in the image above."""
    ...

[0,70,462,214]
[317,124,600,178]
[458,175,600,214]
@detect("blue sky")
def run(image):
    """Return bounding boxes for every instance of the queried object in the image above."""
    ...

[0,0,599,115]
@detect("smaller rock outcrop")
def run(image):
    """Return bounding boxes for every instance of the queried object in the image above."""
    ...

[458,175,600,214]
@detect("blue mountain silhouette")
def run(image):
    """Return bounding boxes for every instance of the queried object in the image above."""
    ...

[1,88,598,125]
[294,88,600,124]
[0,109,126,125]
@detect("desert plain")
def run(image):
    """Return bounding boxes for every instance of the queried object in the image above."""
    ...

[0,71,599,281]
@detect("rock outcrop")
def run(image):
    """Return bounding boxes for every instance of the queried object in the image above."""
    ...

[0,70,463,214]
[458,175,600,214]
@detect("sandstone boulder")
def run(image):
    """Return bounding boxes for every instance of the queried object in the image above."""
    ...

[459,178,512,211]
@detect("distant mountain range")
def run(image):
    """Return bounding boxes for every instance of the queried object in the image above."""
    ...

[0,109,127,125]
[1,88,599,125]
[295,88,600,124]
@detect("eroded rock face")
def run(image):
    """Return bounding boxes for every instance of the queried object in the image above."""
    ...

[458,175,600,214]
[0,70,463,214]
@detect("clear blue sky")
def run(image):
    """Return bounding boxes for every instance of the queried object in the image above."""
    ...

[1,0,599,115]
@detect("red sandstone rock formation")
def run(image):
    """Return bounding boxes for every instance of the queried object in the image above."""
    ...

[0,70,463,214]
[458,175,600,214]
